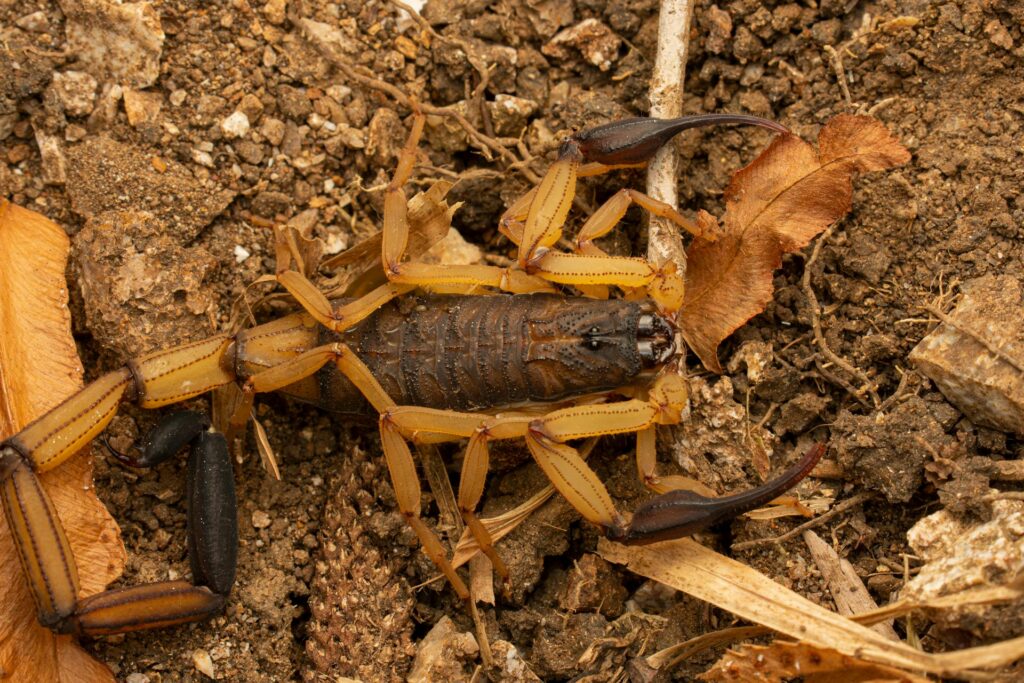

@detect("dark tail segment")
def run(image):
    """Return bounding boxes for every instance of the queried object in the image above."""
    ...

[56,410,237,635]
[608,443,825,546]
[561,113,790,165]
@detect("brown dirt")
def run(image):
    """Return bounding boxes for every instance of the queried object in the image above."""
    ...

[2,0,1023,681]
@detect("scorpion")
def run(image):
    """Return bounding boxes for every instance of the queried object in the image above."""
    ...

[0,108,824,637]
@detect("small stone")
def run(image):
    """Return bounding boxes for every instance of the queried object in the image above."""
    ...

[910,275,1024,434]
[35,131,67,185]
[237,93,264,122]
[486,94,537,137]
[123,89,163,127]
[902,502,1024,639]
[408,616,478,683]
[260,117,286,146]
[325,85,351,103]
[65,124,87,142]
[192,649,216,678]
[542,18,623,72]
[234,245,251,263]
[16,10,49,32]
[151,156,168,173]
[334,123,365,150]
[0,113,16,141]
[64,0,165,88]
[394,34,418,59]
[703,5,733,54]
[8,144,31,164]
[125,674,150,683]
[192,149,214,167]
[252,509,272,528]
[985,19,1014,50]
[50,71,98,116]
[221,111,251,139]
[307,112,326,130]
[88,83,123,130]
[263,0,287,25]
[169,89,187,106]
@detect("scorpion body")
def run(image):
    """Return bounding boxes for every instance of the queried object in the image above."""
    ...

[1,111,825,641]
[239,293,675,415]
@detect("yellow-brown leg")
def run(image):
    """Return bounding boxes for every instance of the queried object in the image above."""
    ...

[0,334,238,634]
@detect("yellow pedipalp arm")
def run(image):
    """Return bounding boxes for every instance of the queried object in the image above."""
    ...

[519,158,578,267]
[533,251,655,288]
[525,432,619,529]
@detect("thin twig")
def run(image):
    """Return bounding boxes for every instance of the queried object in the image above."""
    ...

[645,0,694,272]
[824,44,854,109]
[802,225,881,407]
[731,491,874,552]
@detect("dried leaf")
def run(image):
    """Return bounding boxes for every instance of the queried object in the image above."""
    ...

[679,116,910,371]
[598,537,1024,678]
[0,200,125,682]
[700,641,931,683]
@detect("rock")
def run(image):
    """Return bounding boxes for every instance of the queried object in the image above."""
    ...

[34,131,67,185]
[490,641,541,682]
[66,135,235,240]
[910,275,1024,434]
[15,10,49,32]
[407,616,478,683]
[366,108,404,166]
[487,94,537,137]
[50,71,98,117]
[703,5,734,54]
[901,501,1024,639]
[63,0,166,88]
[424,227,483,267]
[543,19,623,72]
[123,89,163,127]
[985,19,1014,50]
[252,509,272,529]
[833,397,950,502]
[263,0,287,25]
[221,111,251,139]
[774,392,830,436]
[841,232,892,284]
[87,83,124,130]
[531,612,608,678]
[72,211,219,358]
[727,340,774,384]
[192,649,215,678]
[260,117,286,146]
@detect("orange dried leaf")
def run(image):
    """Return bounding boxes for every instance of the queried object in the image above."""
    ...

[0,200,126,681]
[679,115,910,371]
[700,641,932,683]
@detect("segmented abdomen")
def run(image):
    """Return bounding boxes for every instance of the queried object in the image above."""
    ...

[319,293,643,413]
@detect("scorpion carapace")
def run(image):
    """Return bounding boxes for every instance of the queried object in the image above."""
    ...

[237,294,675,415]
[0,109,824,638]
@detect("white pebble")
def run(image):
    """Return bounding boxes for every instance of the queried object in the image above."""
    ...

[234,245,251,263]
[252,509,272,529]
[221,110,250,139]
[193,649,216,679]
[192,149,214,168]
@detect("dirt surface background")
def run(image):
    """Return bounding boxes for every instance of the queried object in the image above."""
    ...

[2,0,1023,680]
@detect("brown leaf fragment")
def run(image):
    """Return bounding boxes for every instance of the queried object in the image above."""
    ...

[700,641,931,683]
[0,200,125,682]
[679,115,910,371]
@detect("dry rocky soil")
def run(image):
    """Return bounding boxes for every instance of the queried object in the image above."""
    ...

[2,0,1023,680]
